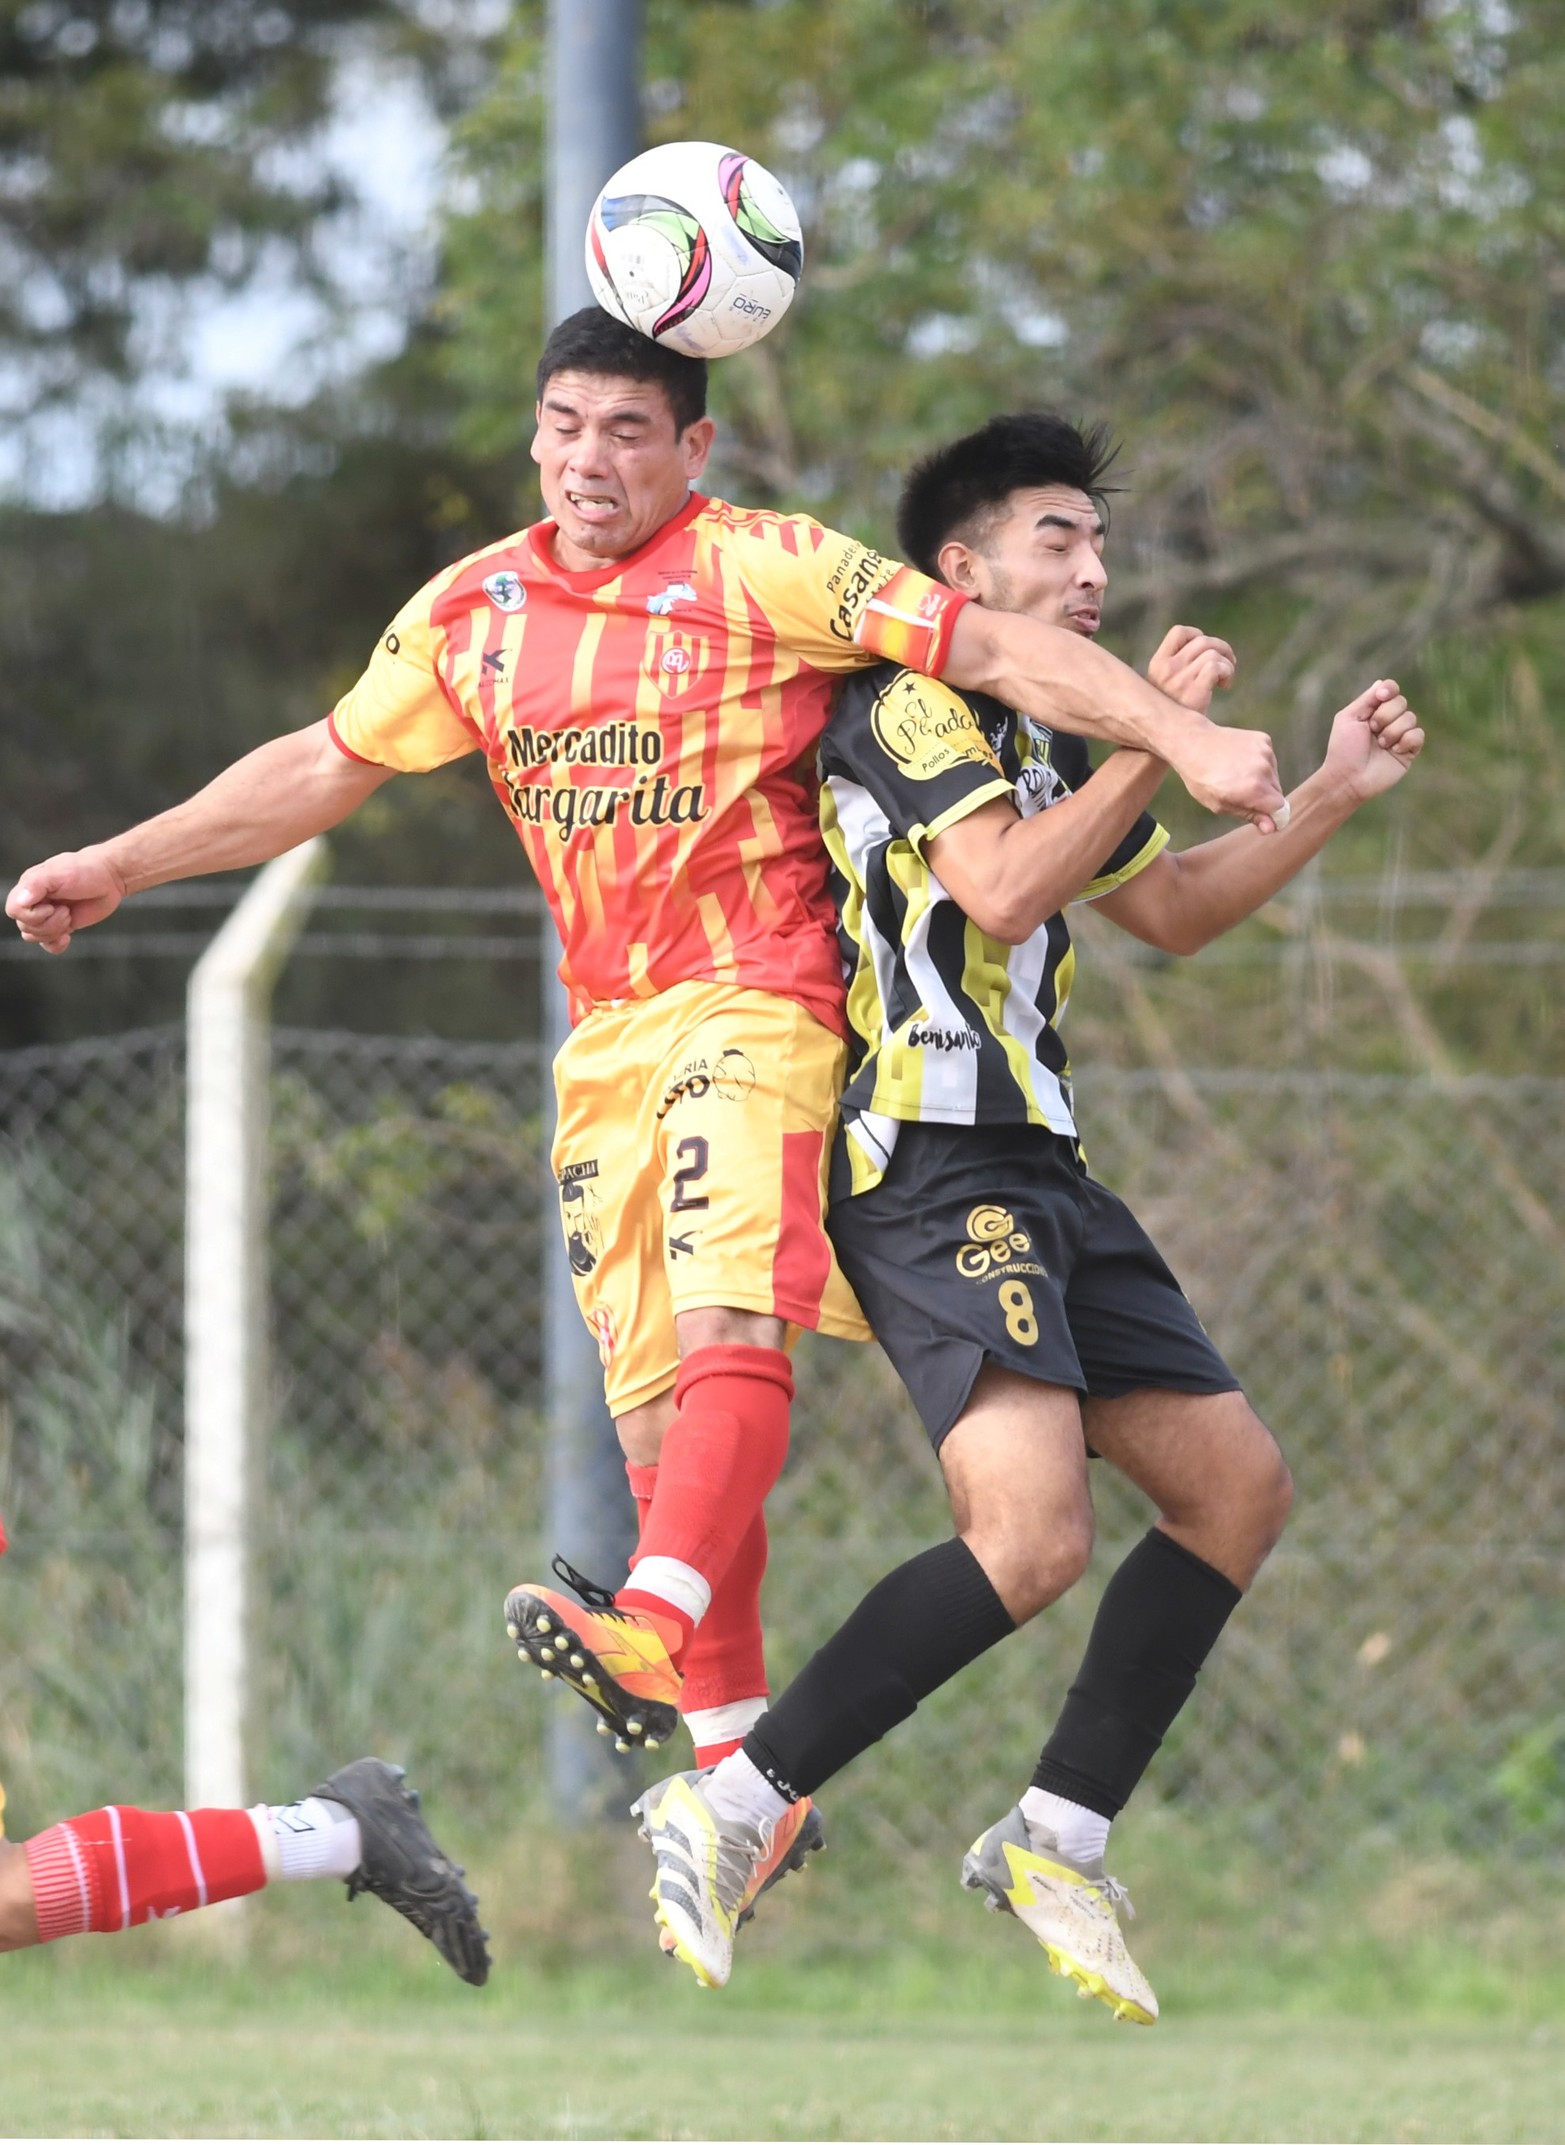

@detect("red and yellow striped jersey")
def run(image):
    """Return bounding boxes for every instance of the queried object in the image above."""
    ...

[328,493,967,1033]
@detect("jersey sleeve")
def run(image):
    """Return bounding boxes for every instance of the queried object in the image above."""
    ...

[1072,751,1170,900]
[825,668,1012,852]
[328,579,482,773]
[734,517,969,678]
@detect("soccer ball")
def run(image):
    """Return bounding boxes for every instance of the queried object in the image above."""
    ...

[586,140,803,359]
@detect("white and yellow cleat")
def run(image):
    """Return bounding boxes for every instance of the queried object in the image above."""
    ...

[633,1770,823,1991]
[961,1804,1158,2025]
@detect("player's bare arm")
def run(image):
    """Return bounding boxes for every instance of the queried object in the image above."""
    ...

[5,722,391,954]
[1096,680,1425,956]
[943,603,1284,828]
[925,747,1166,944]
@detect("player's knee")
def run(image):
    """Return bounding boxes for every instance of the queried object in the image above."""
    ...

[1255,1436,1294,1550]
[0,1838,39,1951]
[1229,1409,1293,1558]
[965,1500,1093,1624]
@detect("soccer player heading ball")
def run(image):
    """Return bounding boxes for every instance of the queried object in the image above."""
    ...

[6,307,1288,1982]
[634,412,1424,2017]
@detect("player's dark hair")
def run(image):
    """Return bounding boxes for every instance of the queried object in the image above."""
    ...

[896,412,1121,580]
[536,306,709,435]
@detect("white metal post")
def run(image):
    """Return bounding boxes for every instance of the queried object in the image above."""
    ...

[184,842,326,1814]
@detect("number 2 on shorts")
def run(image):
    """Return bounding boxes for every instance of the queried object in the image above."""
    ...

[998,1278,1038,1346]
[671,1135,711,1213]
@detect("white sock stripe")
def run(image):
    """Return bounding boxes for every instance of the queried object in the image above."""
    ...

[106,1804,131,1930]
[62,1824,92,1932]
[174,1809,208,1908]
[628,1554,712,1625]
[28,1823,96,1937]
[683,1697,768,1745]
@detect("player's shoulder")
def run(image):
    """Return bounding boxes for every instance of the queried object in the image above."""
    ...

[694,494,837,559]
[828,663,1011,766]
[393,526,541,631]
[855,663,1010,734]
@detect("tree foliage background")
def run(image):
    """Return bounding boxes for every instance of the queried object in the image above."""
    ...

[2,0,1562,1057]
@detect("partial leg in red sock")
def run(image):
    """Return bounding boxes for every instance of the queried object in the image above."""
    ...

[22,1805,267,1942]
[618,1343,793,1654]
[627,1457,770,1765]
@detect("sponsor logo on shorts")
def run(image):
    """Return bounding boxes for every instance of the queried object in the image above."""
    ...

[590,1305,616,1366]
[955,1203,1047,1282]
[655,1047,757,1120]
[907,1022,979,1052]
[558,1159,603,1276]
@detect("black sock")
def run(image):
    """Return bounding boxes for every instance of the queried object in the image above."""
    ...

[742,1538,1014,1802]
[1030,1527,1241,1820]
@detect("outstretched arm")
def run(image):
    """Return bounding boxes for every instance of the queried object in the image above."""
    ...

[1094,681,1425,956]
[5,720,391,954]
[944,605,1285,827]
[925,751,1167,945]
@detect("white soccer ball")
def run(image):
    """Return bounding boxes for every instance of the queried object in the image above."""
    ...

[586,140,803,360]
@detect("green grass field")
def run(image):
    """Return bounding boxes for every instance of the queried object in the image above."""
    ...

[6,1823,1565,2142]
[7,1974,1561,2142]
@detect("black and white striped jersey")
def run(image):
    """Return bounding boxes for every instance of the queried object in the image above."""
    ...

[820,661,1167,1194]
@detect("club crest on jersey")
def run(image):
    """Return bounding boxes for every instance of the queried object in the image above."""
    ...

[646,581,697,616]
[644,625,708,697]
[482,569,527,613]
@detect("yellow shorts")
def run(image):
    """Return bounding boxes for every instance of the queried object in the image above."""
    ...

[552,979,871,1416]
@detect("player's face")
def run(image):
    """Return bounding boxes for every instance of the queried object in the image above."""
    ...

[941,485,1107,636]
[533,372,715,570]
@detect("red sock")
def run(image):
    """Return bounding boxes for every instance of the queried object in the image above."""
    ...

[616,1344,793,1657]
[627,1455,769,1760]
[683,1510,770,1761]
[626,1459,658,1538]
[24,1805,268,1940]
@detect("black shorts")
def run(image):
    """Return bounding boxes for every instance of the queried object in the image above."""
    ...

[827,1120,1240,1449]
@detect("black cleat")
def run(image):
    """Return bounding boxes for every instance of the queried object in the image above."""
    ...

[314,1757,491,1986]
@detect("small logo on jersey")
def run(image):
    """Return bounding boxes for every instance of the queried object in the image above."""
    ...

[1016,726,1067,818]
[661,646,691,673]
[558,1161,603,1276]
[482,648,507,679]
[646,581,697,616]
[483,569,527,613]
[590,1306,616,1366]
[955,1204,1042,1281]
[667,1230,698,1259]
[907,1022,979,1053]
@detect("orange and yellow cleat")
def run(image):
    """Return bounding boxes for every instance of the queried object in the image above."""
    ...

[504,1579,683,1751]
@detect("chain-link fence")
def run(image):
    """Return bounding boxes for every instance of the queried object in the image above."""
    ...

[1,1004,1562,1870]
